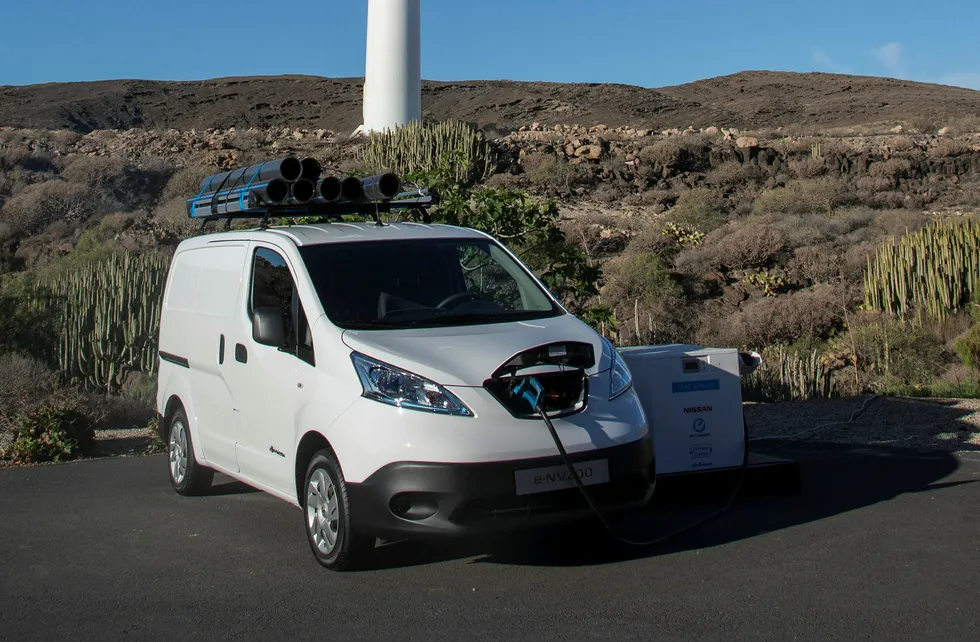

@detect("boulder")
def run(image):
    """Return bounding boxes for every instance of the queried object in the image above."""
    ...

[574,144,602,160]
[736,136,759,149]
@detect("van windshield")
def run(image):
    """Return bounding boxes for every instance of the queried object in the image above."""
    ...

[298,237,564,330]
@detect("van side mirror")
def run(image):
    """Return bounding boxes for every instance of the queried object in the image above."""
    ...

[253,307,285,347]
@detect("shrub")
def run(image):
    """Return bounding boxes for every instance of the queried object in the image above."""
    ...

[0,180,96,235]
[839,312,946,388]
[62,156,129,188]
[637,138,707,174]
[160,165,214,202]
[928,139,973,158]
[2,404,95,464]
[956,325,980,370]
[522,152,583,193]
[889,136,917,152]
[869,158,913,180]
[601,252,692,345]
[666,187,727,232]
[947,115,980,135]
[34,212,147,281]
[62,156,173,210]
[0,353,59,409]
[602,252,681,305]
[675,221,785,274]
[0,289,61,365]
[752,177,849,215]
[722,283,856,347]
[788,244,843,284]
[872,208,928,237]
[622,223,682,261]
[707,161,763,186]
[787,157,829,179]
[152,197,199,240]
[908,117,940,135]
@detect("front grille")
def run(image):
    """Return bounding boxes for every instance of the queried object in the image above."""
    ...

[483,370,588,419]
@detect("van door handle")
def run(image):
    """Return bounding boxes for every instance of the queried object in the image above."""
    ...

[235,343,247,364]
[218,335,225,364]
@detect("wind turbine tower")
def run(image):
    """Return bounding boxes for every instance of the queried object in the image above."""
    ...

[355,0,422,135]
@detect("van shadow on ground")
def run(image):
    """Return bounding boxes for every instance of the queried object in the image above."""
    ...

[359,398,979,571]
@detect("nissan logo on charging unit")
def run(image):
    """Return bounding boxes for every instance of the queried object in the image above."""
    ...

[683,405,712,413]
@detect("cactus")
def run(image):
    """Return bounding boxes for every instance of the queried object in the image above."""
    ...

[744,271,788,297]
[863,218,980,323]
[742,345,838,402]
[661,221,704,247]
[43,252,170,393]
[360,119,496,184]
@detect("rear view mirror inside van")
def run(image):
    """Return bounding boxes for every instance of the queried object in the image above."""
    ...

[253,307,286,347]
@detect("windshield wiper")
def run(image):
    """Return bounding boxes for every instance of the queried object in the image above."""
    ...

[422,312,519,325]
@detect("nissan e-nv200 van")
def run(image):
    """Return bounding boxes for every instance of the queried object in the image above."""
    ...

[156,220,654,570]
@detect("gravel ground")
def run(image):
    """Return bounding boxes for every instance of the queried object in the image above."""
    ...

[744,395,980,452]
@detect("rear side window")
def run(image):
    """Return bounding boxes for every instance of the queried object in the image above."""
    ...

[250,247,315,366]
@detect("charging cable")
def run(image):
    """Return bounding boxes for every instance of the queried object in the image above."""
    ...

[513,375,750,548]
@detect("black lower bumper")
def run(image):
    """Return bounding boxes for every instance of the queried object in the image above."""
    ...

[347,436,655,540]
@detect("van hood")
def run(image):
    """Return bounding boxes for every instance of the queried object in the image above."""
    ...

[341,313,611,387]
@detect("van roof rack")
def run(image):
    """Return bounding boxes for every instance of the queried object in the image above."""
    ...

[193,188,440,232]
[185,155,441,232]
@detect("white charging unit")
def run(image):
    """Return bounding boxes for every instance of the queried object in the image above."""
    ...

[618,344,750,475]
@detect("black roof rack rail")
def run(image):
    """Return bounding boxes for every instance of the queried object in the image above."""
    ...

[192,188,440,232]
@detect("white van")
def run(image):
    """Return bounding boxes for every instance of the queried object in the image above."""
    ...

[156,221,654,570]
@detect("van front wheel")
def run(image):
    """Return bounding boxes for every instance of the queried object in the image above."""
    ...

[303,449,373,571]
[167,407,214,496]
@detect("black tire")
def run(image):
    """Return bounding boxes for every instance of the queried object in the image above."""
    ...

[167,407,214,496]
[302,448,374,571]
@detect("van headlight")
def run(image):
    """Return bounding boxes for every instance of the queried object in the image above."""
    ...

[351,352,473,416]
[608,347,633,400]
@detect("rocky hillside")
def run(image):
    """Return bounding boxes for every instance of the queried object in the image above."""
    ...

[2,71,980,134]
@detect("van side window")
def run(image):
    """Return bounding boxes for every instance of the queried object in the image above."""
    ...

[250,247,315,366]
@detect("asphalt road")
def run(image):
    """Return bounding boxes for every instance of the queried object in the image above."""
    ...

[1,443,979,641]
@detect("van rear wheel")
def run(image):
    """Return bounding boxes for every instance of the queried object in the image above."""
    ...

[303,449,374,571]
[168,407,214,496]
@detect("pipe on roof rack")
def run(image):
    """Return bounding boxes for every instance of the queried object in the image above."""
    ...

[197,157,303,194]
[299,158,321,182]
[314,176,343,203]
[287,178,316,204]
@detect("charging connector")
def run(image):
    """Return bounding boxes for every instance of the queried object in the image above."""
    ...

[514,374,750,548]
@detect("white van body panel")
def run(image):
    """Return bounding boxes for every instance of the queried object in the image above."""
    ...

[157,241,249,473]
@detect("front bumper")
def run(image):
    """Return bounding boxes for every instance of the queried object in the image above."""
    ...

[346,435,655,540]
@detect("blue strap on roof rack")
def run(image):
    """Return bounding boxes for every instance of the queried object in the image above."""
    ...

[238,162,265,212]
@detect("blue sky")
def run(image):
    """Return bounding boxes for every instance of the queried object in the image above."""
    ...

[2,0,978,90]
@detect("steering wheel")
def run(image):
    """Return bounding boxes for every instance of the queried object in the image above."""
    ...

[436,291,481,309]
